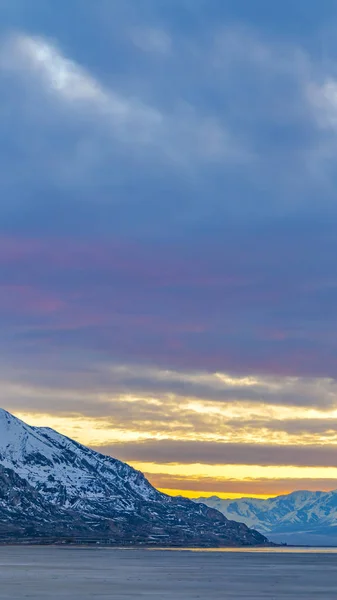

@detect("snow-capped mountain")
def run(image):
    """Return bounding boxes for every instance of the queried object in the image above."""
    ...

[0,410,268,546]
[0,408,160,512]
[195,491,337,545]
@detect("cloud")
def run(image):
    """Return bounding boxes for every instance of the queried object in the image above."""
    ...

[95,440,337,468]
[1,30,245,176]
[3,345,337,413]
[0,12,334,243]
[0,284,64,315]
[3,229,337,383]
[5,358,337,454]
[130,27,172,54]
[226,417,337,437]
[308,78,337,129]
[1,32,163,142]
[12,35,107,103]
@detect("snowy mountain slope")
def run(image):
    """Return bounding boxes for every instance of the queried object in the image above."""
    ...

[0,409,160,512]
[0,463,100,540]
[0,410,268,546]
[195,491,337,545]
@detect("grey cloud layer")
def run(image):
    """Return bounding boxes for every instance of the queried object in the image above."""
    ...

[97,440,337,468]
[3,359,337,414]
[0,1,335,237]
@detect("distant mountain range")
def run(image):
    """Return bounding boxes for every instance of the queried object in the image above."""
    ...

[0,409,268,546]
[195,492,337,545]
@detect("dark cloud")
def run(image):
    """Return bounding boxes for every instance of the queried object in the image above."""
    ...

[2,355,337,419]
[226,418,337,436]
[96,440,337,467]
[2,232,337,383]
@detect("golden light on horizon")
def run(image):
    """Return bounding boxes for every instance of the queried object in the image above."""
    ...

[12,385,337,501]
[131,461,337,481]
[158,489,277,500]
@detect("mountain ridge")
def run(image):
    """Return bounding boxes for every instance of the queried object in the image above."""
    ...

[194,490,337,545]
[0,409,269,546]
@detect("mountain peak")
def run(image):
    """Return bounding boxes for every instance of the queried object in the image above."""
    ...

[0,408,31,434]
[0,407,18,424]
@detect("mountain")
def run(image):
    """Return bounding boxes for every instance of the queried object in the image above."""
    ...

[0,410,268,546]
[194,492,337,545]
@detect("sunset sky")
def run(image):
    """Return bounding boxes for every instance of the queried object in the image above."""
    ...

[2,0,337,500]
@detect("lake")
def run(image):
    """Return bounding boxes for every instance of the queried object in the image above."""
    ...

[0,546,337,598]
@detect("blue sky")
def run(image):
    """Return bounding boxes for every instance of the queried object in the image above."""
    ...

[2,0,337,497]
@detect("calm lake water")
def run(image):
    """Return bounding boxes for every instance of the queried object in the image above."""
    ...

[1,546,337,599]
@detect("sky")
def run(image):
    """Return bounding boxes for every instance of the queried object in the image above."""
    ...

[2,0,337,499]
